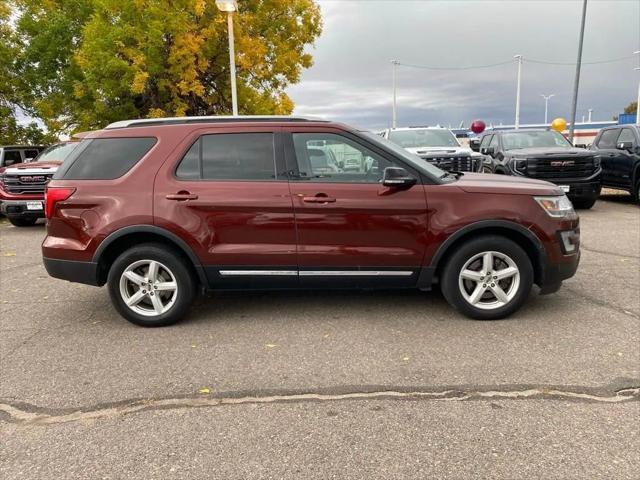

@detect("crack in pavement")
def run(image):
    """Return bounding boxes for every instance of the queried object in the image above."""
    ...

[563,286,640,320]
[580,243,640,260]
[1,384,638,426]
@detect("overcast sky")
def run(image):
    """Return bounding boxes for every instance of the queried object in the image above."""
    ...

[288,0,640,130]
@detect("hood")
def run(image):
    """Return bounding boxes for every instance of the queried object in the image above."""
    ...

[405,146,471,156]
[454,172,563,196]
[507,147,595,157]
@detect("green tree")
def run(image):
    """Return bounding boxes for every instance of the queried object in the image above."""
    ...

[623,101,638,115]
[11,0,322,133]
[0,1,57,144]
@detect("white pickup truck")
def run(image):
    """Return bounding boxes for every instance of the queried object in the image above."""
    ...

[380,126,483,172]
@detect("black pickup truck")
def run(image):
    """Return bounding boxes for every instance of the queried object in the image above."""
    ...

[474,129,601,209]
[590,124,640,203]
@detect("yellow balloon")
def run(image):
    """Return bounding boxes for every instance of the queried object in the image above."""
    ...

[551,117,567,132]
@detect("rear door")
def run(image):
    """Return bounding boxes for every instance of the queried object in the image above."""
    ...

[154,127,298,289]
[284,127,428,288]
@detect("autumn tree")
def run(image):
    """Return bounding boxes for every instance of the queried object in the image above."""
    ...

[10,0,322,134]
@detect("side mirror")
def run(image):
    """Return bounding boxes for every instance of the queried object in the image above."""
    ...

[382,167,417,188]
[481,146,495,156]
[617,141,634,152]
[469,139,480,152]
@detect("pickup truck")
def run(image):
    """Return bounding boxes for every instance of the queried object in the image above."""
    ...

[0,141,78,226]
[380,127,483,172]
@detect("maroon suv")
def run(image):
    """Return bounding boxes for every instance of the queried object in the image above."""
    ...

[42,117,580,326]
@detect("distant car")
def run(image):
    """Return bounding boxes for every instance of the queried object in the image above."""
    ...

[380,127,482,172]
[0,141,79,226]
[477,129,602,209]
[590,124,640,203]
[0,145,46,168]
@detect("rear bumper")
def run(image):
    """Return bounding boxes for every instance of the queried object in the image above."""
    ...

[0,199,45,218]
[43,257,100,286]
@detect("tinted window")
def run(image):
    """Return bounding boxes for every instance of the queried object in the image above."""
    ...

[176,133,276,181]
[3,150,23,167]
[292,133,396,184]
[502,131,571,150]
[597,129,620,149]
[56,137,156,180]
[618,128,636,145]
[387,129,459,148]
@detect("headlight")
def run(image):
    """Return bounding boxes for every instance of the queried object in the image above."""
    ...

[513,158,527,174]
[534,195,575,218]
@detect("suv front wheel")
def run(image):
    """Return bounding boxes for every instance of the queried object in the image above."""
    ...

[441,236,533,320]
[107,244,196,327]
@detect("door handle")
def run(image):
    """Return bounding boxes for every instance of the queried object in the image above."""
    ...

[166,192,198,201]
[302,195,336,203]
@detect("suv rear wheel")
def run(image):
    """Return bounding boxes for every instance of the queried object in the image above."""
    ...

[441,236,533,320]
[107,244,196,327]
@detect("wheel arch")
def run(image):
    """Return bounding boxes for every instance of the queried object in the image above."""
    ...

[93,225,207,287]
[430,220,546,286]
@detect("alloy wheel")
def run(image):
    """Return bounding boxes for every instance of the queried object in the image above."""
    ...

[458,251,520,310]
[119,260,178,316]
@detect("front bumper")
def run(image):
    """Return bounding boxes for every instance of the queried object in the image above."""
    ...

[556,181,601,201]
[0,199,45,218]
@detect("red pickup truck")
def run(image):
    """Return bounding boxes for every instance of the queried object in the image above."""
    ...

[0,141,79,226]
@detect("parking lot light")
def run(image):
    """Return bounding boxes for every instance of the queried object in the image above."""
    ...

[514,55,523,129]
[216,0,239,116]
[634,51,639,125]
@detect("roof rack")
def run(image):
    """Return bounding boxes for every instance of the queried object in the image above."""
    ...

[105,115,327,129]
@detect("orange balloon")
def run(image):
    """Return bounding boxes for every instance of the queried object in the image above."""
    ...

[551,117,567,132]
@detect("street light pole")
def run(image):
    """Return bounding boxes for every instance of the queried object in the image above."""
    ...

[391,60,399,129]
[216,0,239,116]
[568,0,588,143]
[634,51,640,125]
[540,94,555,124]
[514,55,523,129]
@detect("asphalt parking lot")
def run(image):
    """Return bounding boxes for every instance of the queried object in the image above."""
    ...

[0,192,638,479]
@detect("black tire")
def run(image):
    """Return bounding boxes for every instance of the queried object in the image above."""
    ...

[572,197,597,210]
[107,243,196,327]
[8,216,39,227]
[634,180,640,205]
[440,235,533,320]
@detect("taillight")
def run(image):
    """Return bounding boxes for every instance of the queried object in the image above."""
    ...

[45,186,75,219]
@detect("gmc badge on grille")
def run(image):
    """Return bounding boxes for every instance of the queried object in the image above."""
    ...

[550,161,575,167]
[19,175,46,182]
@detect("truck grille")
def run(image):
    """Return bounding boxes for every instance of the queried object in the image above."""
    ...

[421,155,474,172]
[2,173,54,194]
[526,156,597,180]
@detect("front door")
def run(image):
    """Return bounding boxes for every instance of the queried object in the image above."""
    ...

[284,129,429,288]
[154,128,298,288]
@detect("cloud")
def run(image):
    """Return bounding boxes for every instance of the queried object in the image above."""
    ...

[289,0,640,129]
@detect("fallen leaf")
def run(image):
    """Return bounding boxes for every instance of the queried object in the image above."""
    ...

[265,343,278,348]
[2,252,16,257]
[403,357,410,362]
[191,344,197,349]
[198,387,210,394]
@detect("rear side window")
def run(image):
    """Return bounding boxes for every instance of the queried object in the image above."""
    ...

[3,150,23,167]
[596,129,620,149]
[55,137,156,180]
[175,133,276,181]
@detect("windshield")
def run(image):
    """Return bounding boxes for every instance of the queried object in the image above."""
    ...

[502,131,572,150]
[388,129,460,148]
[360,131,446,180]
[34,142,79,163]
